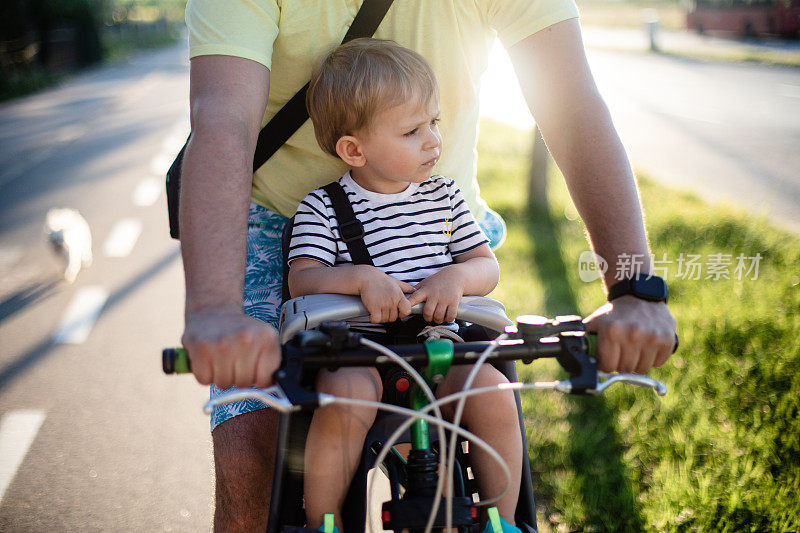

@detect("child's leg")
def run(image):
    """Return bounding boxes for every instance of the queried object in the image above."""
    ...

[437,365,522,525]
[304,367,383,529]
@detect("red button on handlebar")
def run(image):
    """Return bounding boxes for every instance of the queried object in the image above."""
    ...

[395,377,410,392]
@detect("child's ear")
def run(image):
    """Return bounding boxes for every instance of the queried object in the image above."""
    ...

[335,136,366,167]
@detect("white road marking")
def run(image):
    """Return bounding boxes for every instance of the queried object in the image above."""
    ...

[52,286,109,344]
[133,177,162,207]
[0,410,46,504]
[103,218,142,257]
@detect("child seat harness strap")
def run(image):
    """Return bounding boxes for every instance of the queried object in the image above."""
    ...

[280,181,373,304]
[322,182,374,267]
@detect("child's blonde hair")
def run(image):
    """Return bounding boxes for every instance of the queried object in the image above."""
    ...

[307,38,439,157]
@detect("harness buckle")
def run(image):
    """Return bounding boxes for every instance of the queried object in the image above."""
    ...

[339,219,365,242]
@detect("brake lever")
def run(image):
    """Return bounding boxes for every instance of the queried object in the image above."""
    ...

[591,372,667,396]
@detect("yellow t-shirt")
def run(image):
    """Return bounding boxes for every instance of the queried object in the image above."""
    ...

[186,0,579,219]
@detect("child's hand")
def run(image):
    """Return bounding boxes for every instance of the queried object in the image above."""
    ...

[356,266,415,323]
[406,267,465,323]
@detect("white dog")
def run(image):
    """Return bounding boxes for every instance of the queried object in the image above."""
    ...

[45,207,93,283]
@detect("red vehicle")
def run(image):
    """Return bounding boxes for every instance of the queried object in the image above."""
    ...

[687,0,800,38]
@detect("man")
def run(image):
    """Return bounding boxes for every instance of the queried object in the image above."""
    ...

[178,1,677,529]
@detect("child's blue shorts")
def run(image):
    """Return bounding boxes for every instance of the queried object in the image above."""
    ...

[210,202,506,431]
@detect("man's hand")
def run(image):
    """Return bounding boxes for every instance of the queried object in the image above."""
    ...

[406,266,465,323]
[182,306,281,389]
[357,266,415,323]
[583,296,677,374]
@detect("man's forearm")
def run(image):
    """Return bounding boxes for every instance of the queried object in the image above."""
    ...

[180,129,254,314]
[180,56,269,316]
[509,21,676,374]
[508,21,652,290]
[547,97,652,289]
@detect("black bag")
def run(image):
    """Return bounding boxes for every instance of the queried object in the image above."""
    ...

[166,0,394,240]
[165,140,186,239]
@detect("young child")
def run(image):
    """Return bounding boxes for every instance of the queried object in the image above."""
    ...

[288,38,522,533]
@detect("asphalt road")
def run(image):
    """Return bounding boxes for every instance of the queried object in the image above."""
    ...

[0,36,798,531]
[0,43,213,531]
[482,32,800,232]
[589,46,800,233]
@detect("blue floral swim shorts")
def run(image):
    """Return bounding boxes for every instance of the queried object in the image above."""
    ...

[209,202,506,431]
[209,203,288,430]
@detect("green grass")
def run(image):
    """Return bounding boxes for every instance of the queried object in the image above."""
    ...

[476,118,800,532]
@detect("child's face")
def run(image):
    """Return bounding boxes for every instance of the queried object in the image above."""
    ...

[349,99,442,194]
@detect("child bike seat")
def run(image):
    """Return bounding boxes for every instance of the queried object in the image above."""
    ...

[279,294,513,344]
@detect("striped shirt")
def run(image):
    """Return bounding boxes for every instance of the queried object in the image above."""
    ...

[288,173,488,285]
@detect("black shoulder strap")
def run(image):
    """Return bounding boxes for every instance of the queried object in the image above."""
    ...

[252,0,394,172]
[323,182,374,266]
[280,214,296,304]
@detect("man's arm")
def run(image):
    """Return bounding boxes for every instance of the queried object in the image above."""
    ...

[180,55,280,389]
[507,19,676,373]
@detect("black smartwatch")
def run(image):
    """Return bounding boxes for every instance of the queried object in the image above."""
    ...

[608,274,668,303]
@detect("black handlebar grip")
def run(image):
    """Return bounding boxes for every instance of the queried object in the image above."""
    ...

[163,348,191,374]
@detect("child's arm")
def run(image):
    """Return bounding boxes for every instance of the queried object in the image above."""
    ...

[406,243,499,324]
[289,258,415,324]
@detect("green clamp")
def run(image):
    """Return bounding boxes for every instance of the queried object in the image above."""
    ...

[423,338,454,385]
[409,339,455,451]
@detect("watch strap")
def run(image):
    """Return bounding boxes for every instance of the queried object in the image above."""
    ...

[608,274,668,303]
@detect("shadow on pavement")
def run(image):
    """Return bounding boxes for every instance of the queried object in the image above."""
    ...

[0,246,180,392]
[0,278,59,325]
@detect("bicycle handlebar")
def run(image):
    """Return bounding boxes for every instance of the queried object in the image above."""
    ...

[163,315,670,400]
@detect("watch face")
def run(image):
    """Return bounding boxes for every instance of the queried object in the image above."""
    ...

[632,276,668,301]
